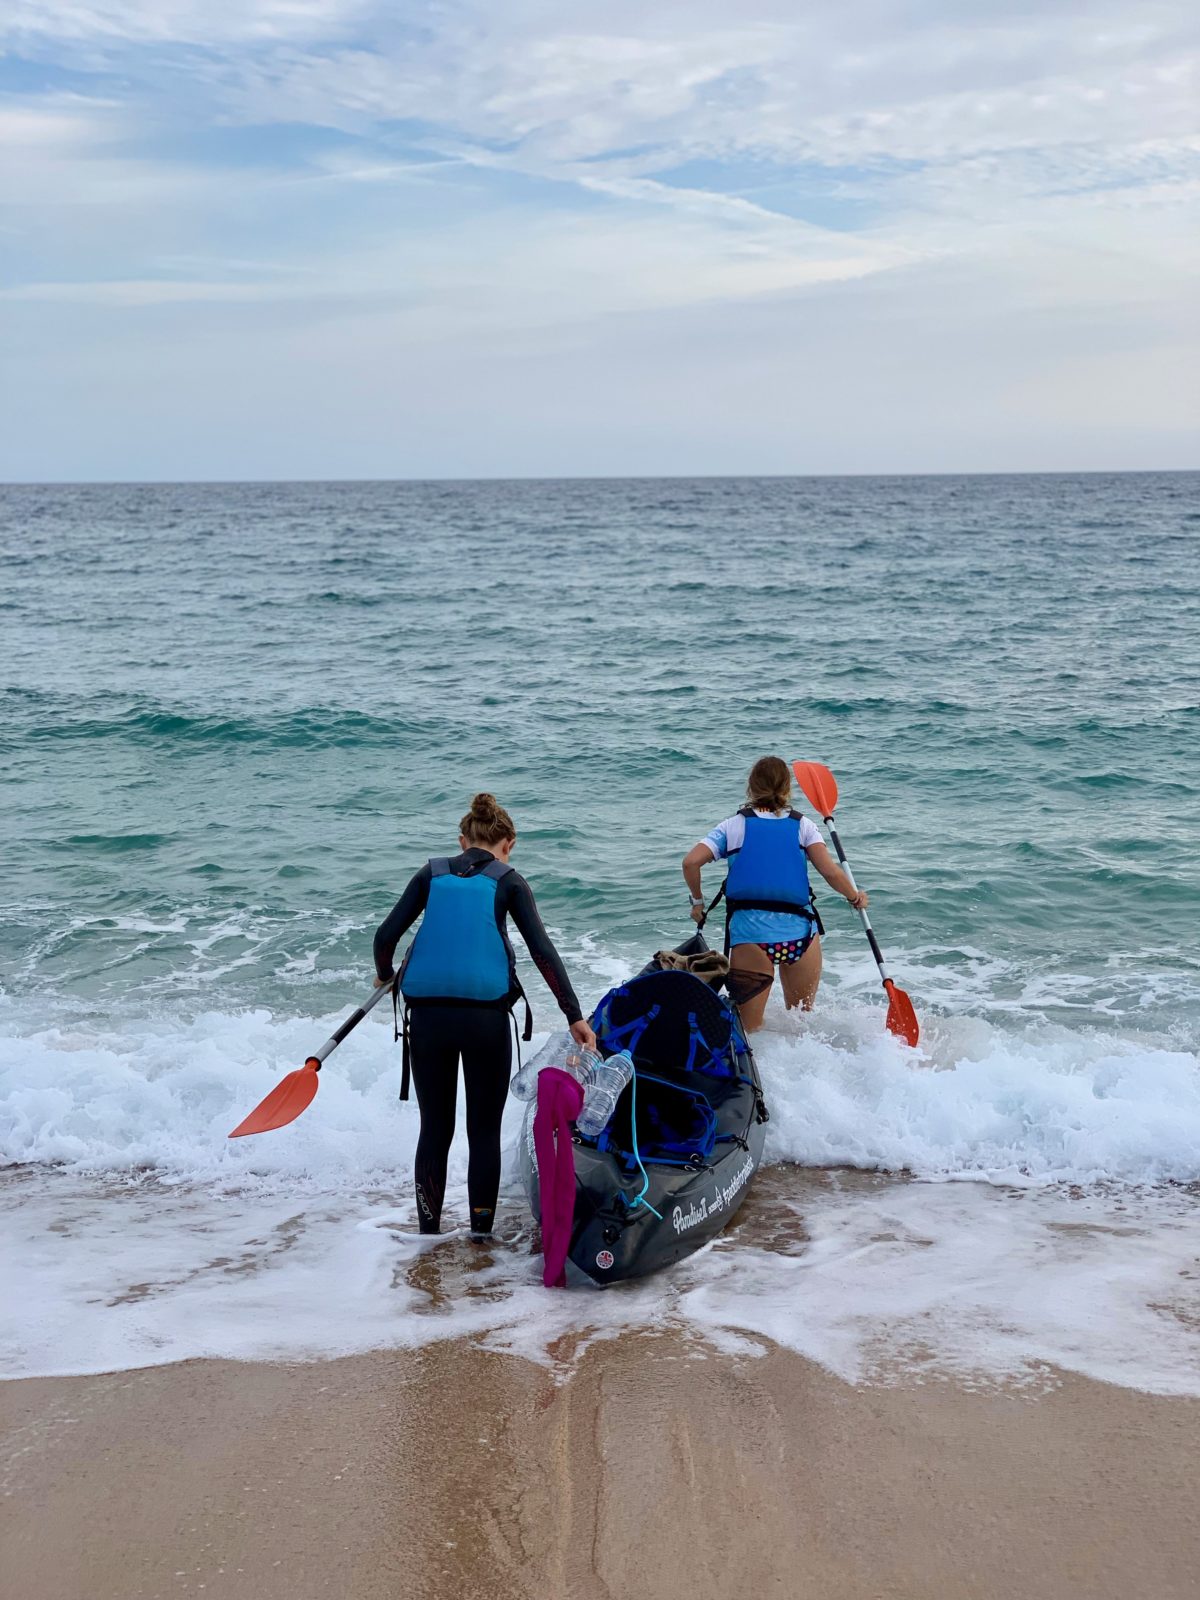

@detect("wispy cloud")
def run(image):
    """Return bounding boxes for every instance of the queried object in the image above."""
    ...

[1,1,1197,476]
[4,0,372,46]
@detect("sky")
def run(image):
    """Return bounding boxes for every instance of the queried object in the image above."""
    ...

[1,1,1198,480]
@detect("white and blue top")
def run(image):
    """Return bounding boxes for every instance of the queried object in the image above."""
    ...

[701,808,824,946]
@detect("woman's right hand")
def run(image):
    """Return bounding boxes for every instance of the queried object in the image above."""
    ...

[689,903,706,925]
[846,889,869,911]
[570,1019,597,1051]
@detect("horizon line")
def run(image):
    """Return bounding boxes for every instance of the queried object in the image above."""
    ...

[3,466,1198,489]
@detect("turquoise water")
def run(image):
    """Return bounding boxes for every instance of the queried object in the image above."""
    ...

[3,473,1197,1028]
[3,473,1200,1387]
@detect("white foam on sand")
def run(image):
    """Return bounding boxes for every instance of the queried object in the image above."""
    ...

[1,990,1198,1391]
[677,1176,1200,1394]
[3,1170,1197,1395]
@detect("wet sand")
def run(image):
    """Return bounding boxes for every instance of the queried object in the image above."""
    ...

[2,1334,1198,1600]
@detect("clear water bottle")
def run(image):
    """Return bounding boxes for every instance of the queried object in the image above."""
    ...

[564,1042,602,1084]
[576,1050,634,1138]
[510,1032,599,1100]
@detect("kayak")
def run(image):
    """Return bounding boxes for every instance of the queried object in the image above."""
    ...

[518,935,769,1284]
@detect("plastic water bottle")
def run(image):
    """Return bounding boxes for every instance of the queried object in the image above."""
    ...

[510,1033,600,1101]
[510,1032,569,1100]
[576,1050,634,1138]
[565,1042,602,1084]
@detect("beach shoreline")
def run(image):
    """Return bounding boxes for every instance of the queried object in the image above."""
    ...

[3,1333,1198,1600]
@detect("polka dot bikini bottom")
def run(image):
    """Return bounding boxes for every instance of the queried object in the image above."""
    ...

[758,933,816,965]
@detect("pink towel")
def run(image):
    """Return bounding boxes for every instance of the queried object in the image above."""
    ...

[533,1066,584,1289]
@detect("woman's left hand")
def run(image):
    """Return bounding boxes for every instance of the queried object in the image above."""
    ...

[847,889,869,911]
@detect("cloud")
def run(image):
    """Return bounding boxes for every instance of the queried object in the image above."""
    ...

[0,277,292,303]
[190,4,1197,167]
[3,0,371,47]
[0,0,1197,475]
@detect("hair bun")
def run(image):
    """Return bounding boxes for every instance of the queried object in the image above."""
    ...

[460,791,516,847]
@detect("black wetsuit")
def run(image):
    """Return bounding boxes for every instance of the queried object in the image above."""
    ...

[374,848,582,1236]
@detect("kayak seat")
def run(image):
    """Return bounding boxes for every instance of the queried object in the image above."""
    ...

[596,1074,718,1166]
[591,968,743,1079]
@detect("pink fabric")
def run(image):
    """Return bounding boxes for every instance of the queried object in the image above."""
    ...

[533,1066,585,1289]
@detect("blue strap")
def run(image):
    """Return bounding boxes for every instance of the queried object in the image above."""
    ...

[625,1065,663,1221]
[597,1006,659,1056]
[683,1013,700,1073]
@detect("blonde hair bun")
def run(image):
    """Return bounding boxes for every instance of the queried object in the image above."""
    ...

[461,792,516,847]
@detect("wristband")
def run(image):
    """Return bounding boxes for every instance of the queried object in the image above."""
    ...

[689,895,705,907]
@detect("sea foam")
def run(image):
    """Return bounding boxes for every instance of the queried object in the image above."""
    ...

[2,992,1198,1189]
[2,990,1199,1390]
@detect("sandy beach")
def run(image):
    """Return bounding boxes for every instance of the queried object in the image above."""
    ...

[3,1332,1198,1600]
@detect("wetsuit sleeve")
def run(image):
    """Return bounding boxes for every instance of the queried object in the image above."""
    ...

[503,874,583,1025]
[373,864,431,981]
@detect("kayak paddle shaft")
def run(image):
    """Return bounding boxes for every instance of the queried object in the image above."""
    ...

[822,816,893,984]
[303,981,393,1070]
[228,980,397,1138]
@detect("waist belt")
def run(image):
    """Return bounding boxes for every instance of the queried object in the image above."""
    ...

[394,984,533,1101]
[724,896,820,918]
[699,882,824,956]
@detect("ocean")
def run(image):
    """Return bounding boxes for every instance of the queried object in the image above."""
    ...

[2,473,1198,1390]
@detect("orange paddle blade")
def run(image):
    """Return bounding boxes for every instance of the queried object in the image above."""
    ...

[229,1059,320,1138]
[884,980,920,1048]
[791,760,838,818]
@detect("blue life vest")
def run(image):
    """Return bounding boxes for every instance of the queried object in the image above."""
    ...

[724,808,813,915]
[400,857,516,1004]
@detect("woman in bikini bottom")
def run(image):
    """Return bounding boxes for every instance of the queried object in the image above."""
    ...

[681,756,868,1031]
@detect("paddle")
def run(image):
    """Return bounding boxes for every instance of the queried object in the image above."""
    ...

[791,760,920,1047]
[228,981,393,1138]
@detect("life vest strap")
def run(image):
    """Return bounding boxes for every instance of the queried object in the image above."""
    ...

[721,891,824,960]
[393,984,412,1102]
[404,992,517,1010]
[724,895,819,917]
[518,986,533,1041]
[397,986,533,1102]
[430,855,515,882]
[733,804,804,825]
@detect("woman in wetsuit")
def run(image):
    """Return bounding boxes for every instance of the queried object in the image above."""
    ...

[373,793,596,1237]
[681,756,868,1031]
